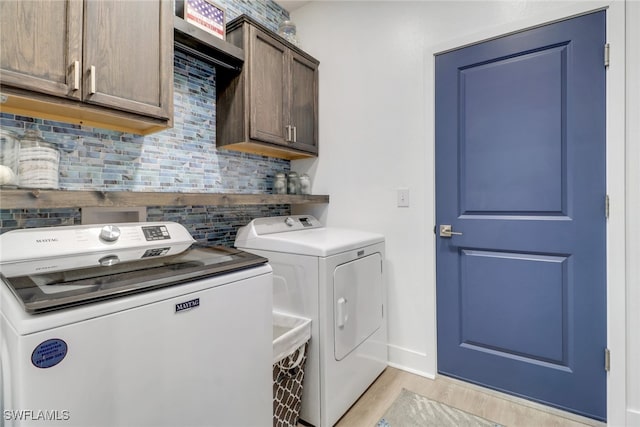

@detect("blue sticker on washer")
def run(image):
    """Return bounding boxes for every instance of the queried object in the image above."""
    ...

[31,339,67,369]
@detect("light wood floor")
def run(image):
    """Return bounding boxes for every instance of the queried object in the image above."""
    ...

[333,367,604,427]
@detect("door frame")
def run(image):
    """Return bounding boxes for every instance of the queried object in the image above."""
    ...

[426,2,626,424]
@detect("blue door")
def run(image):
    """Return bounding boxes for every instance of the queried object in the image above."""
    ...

[435,12,606,421]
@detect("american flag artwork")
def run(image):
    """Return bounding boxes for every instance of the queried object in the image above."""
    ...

[185,0,225,39]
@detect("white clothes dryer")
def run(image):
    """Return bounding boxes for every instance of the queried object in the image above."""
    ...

[235,215,387,427]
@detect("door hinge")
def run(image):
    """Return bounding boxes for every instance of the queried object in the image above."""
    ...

[605,348,611,372]
[604,43,610,68]
[605,194,610,219]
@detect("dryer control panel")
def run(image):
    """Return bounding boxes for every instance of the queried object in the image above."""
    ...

[251,215,323,235]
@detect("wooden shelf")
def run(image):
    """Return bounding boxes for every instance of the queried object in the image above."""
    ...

[0,189,329,210]
[174,16,244,70]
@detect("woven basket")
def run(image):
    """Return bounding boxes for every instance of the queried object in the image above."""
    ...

[273,342,309,427]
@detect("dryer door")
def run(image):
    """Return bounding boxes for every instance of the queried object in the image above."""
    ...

[334,253,383,361]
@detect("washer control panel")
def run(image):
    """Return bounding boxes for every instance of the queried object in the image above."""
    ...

[142,225,171,241]
[0,222,194,264]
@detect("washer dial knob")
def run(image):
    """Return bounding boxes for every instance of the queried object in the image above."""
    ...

[98,255,120,266]
[284,217,295,227]
[100,225,121,242]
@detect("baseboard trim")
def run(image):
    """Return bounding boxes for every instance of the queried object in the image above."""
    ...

[627,409,640,426]
[387,361,436,380]
[387,343,435,379]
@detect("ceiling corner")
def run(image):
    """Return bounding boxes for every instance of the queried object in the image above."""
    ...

[275,1,311,14]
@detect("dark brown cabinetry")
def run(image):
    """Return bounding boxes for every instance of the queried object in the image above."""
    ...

[0,0,173,135]
[0,1,82,100]
[217,15,319,160]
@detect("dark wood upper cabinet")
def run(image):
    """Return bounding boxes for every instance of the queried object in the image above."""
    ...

[0,0,83,100]
[289,51,318,151]
[0,0,173,135]
[82,0,172,120]
[249,26,288,146]
[217,15,319,160]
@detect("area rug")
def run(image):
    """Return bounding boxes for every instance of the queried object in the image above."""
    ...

[376,389,504,427]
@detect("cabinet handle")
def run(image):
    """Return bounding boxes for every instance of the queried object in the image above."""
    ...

[72,61,80,91]
[90,65,96,94]
[293,126,297,143]
[286,125,292,142]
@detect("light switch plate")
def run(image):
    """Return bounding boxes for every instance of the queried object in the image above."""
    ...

[397,188,410,207]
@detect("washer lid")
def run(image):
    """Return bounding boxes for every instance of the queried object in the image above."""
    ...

[1,245,267,314]
[235,216,384,257]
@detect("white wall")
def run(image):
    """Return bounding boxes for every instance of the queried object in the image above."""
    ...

[626,2,640,425]
[290,1,638,424]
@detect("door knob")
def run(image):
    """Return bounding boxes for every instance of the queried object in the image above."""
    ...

[439,224,463,238]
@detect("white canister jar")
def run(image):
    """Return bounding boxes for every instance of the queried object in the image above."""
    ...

[287,172,300,195]
[299,173,311,195]
[18,129,60,189]
[274,172,287,194]
[0,129,20,186]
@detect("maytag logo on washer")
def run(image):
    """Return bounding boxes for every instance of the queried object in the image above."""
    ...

[175,298,200,313]
[35,238,59,243]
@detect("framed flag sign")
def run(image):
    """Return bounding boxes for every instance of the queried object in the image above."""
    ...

[176,0,226,40]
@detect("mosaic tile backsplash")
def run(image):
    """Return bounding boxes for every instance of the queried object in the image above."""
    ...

[0,0,294,245]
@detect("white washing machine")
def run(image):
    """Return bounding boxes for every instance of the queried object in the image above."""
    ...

[0,222,273,427]
[235,215,387,427]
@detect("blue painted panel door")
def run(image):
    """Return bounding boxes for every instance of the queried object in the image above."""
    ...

[435,12,606,421]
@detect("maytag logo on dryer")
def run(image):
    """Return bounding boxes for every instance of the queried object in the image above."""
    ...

[175,298,200,313]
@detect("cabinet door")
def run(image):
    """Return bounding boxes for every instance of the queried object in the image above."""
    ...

[83,0,172,120]
[289,51,318,155]
[0,0,82,100]
[248,26,289,146]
